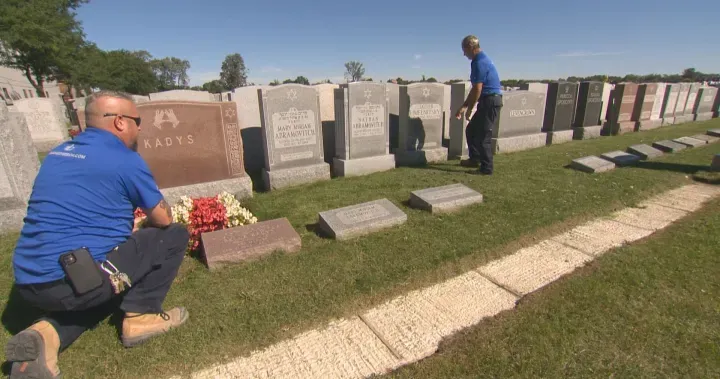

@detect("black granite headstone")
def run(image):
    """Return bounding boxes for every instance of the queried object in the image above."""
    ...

[543,82,578,132]
[573,81,603,128]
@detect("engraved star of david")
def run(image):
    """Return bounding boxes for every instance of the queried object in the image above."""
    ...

[422,87,430,98]
[565,86,569,93]
[286,89,298,102]
[521,97,527,106]
[224,108,236,118]
[364,89,372,100]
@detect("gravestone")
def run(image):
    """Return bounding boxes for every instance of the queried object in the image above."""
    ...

[600,151,641,167]
[409,183,483,214]
[706,129,720,137]
[573,81,603,139]
[333,82,395,177]
[448,82,472,159]
[148,89,214,102]
[234,85,269,172]
[714,87,720,118]
[132,95,150,104]
[315,83,340,166]
[689,134,719,143]
[200,218,301,270]
[672,83,693,124]
[443,84,451,141]
[605,83,638,135]
[684,83,700,115]
[258,84,330,190]
[386,83,400,151]
[396,83,448,165]
[136,100,253,202]
[652,140,687,153]
[601,83,613,122]
[0,104,41,233]
[317,198,407,240]
[543,82,578,145]
[661,84,680,125]
[694,87,717,121]
[569,156,615,173]
[672,136,705,148]
[633,84,662,130]
[494,90,546,153]
[12,98,70,153]
[650,83,666,122]
[627,144,664,160]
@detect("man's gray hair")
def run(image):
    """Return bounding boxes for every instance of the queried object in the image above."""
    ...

[84,90,135,119]
[462,35,480,49]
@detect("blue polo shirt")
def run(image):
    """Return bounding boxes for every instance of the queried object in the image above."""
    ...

[13,127,164,284]
[470,51,502,95]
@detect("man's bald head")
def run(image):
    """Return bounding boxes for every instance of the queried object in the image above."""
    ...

[461,35,482,60]
[84,90,142,150]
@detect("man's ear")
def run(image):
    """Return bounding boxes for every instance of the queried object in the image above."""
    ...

[114,116,126,132]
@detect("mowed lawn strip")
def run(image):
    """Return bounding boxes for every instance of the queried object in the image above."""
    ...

[0,120,718,378]
[388,198,720,379]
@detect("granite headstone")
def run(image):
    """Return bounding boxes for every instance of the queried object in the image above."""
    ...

[652,140,687,153]
[600,151,641,167]
[633,83,662,130]
[569,156,615,173]
[448,82,472,159]
[396,83,448,165]
[605,83,638,135]
[12,98,70,153]
[694,87,717,121]
[149,89,214,102]
[661,84,680,125]
[258,84,331,190]
[673,83,692,123]
[684,83,701,115]
[573,81,603,139]
[627,144,664,160]
[650,83,666,121]
[317,198,407,240]
[409,183,483,214]
[494,90,546,153]
[543,82,578,144]
[136,100,253,202]
[672,136,705,148]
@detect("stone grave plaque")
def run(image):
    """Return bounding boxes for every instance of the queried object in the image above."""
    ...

[569,156,615,173]
[543,82,578,132]
[661,84,679,120]
[684,83,700,114]
[200,218,301,270]
[607,83,638,134]
[600,151,641,167]
[12,99,70,152]
[317,198,407,240]
[497,90,545,138]
[652,140,687,153]
[694,87,718,121]
[409,183,483,214]
[634,84,663,130]
[574,81,603,128]
[333,82,394,177]
[136,101,252,200]
[397,83,448,164]
[650,83,666,120]
[259,84,330,189]
[627,144,664,160]
[672,136,705,148]
[708,129,720,137]
[689,134,719,143]
[149,90,213,102]
[673,83,690,115]
[448,82,471,159]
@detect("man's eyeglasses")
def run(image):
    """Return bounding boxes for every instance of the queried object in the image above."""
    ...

[103,113,141,127]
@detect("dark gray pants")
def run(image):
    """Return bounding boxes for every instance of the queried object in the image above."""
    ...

[14,224,189,350]
[466,94,503,173]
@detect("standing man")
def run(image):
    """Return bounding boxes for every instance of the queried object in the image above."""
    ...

[6,90,190,379]
[454,35,503,175]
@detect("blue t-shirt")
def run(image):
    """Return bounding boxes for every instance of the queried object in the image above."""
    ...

[470,51,503,96]
[13,127,164,284]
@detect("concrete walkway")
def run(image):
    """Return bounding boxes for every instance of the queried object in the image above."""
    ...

[171,183,720,379]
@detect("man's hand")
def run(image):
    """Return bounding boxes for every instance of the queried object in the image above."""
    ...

[132,216,146,233]
[455,106,467,120]
[465,106,474,121]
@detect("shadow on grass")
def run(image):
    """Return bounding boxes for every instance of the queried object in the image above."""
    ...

[634,161,710,174]
[692,171,720,185]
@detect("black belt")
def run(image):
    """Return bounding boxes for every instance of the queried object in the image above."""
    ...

[481,93,502,97]
[20,277,68,291]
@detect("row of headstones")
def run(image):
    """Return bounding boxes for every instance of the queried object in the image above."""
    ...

[200,183,484,269]
[570,129,720,173]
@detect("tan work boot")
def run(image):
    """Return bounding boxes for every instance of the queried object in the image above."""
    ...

[5,320,61,379]
[121,307,189,348]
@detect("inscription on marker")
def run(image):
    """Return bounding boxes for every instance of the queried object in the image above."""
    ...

[272,109,317,148]
[351,104,385,138]
[409,103,442,120]
[337,204,391,225]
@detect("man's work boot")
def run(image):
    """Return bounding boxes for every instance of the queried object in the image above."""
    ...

[5,320,61,379]
[121,307,189,348]
[460,158,479,168]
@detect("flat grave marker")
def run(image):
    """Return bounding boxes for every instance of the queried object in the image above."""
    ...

[627,144,664,160]
[317,199,407,240]
[409,183,483,214]
[600,151,641,167]
[652,140,688,153]
[570,156,615,173]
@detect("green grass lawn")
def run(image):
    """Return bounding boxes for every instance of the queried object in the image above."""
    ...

[1,119,719,378]
[387,198,720,379]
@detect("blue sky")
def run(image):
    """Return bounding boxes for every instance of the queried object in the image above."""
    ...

[75,0,719,86]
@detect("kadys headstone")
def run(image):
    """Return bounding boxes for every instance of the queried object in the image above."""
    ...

[493,90,546,153]
[333,82,395,177]
[543,82,578,145]
[137,101,253,202]
[259,84,331,190]
[396,83,448,165]
[573,81,603,140]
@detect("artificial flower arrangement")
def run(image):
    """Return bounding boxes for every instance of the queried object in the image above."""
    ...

[134,191,258,252]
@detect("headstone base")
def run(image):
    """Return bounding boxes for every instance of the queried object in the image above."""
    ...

[332,154,396,177]
[492,133,547,154]
[662,117,676,125]
[34,139,66,153]
[570,156,615,173]
[263,162,331,191]
[673,114,694,124]
[603,121,636,136]
[636,119,663,131]
[161,176,254,204]
[0,208,27,234]
[694,112,713,122]
[573,125,602,140]
[395,148,448,166]
[546,130,574,145]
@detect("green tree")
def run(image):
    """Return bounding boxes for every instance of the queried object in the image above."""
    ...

[100,50,158,95]
[202,79,226,93]
[150,57,191,90]
[0,0,89,97]
[269,79,281,86]
[344,61,365,82]
[220,53,248,89]
[293,76,309,85]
